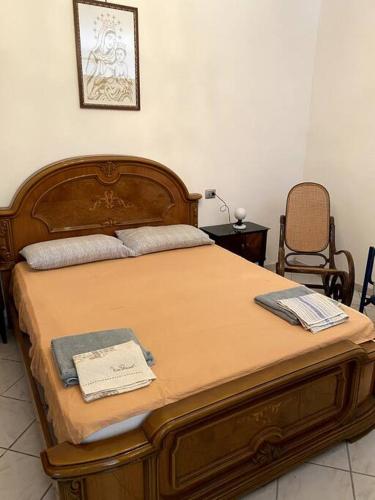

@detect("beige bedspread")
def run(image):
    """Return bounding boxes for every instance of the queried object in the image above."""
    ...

[13,245,374,444]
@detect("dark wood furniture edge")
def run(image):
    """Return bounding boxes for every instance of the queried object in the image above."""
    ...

[200,222,269,236]
[0,279,7,343]
[360,246,375,313]
[200,223,269,267]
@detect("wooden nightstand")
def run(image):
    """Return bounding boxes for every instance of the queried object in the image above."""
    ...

[200,222,269,266]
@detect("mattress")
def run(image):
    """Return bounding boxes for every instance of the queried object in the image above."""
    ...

[13,245,374,444]
[81,411,149,443]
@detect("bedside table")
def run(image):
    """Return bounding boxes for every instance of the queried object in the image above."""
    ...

[200,222,269,266]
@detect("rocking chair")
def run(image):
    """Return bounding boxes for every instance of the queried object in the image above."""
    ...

[276,182,355,306]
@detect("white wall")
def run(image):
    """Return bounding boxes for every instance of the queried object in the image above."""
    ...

[304,0,375,282]
[0,0,321,263]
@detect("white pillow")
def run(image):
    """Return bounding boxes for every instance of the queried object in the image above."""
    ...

[20,234,130,270]
[115,225,214,256]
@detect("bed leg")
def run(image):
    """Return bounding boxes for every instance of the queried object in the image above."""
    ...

[58,479,86,500]
[347,426,375,443]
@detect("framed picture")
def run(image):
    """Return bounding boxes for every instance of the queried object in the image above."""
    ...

[73,0,140,110]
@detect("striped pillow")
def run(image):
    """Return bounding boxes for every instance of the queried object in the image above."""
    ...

[20,234,130,270]
[115,225,214,256]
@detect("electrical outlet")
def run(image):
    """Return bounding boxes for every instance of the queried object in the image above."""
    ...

[205,189,216,199]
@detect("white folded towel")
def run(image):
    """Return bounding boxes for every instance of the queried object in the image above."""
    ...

[277,293,348,333]
[73,340,156,402]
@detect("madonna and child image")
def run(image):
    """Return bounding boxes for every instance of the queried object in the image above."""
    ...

[74,1,140,110]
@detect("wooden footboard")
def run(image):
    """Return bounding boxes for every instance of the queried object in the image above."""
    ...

[17,320,375,499]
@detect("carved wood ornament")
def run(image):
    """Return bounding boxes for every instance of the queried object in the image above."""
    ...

[0,219,13,264]
[251,442,282,466]
[90,190,134,211]
[59,479,85,500]
[100,161,118,179]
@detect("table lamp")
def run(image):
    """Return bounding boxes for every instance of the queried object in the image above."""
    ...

[233,207,247,230]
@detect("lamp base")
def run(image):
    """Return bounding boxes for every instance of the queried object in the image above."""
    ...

[233,222,246,230]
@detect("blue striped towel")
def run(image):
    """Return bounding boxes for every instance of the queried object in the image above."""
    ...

[277,293,348,333]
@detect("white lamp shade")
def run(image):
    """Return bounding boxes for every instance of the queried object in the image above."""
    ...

[234,207,246,221]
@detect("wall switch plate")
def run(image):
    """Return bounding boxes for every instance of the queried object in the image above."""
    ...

[205,189,216,199]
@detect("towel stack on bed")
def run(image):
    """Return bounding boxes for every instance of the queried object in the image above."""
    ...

[277,292,348,332]
[255,286,348,332]
[73,341,156,402]
[52,328,156,402]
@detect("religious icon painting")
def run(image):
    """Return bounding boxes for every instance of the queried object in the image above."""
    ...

[73,0,140,110]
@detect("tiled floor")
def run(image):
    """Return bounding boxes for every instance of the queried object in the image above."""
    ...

[0,334,55,500]
[0,286,373,500]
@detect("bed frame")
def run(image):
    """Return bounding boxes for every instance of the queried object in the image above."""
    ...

[0,155,374,500]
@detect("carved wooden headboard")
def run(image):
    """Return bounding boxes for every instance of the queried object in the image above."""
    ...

[0,155,201,274]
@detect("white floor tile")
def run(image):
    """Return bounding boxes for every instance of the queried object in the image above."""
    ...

[350,295,361,308]
[348,429,375,475]
[11,421,45,457]
[0,334,20,362]
[239,480,276,500]
[0,450,50,500]
[353,473,375,500]
[265,264,276,273]
[0,396,35,448]
[42,484,58,500]
[308,442,350,470]
[364,306,375,321]
[290,273,323,285]
[4,376,31,401]
[278,463,353,500]
[0,360,24,393]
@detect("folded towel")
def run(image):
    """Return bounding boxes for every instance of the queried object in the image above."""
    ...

[277,293,348,333]
[51,328,154,387]
[254,286,314,324]
[73,340,156,402]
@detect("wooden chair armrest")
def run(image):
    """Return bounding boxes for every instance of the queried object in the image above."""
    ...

[335,249,355,280]
[334,249,355,305]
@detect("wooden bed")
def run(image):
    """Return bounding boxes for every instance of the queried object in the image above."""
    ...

[0,155,374,500]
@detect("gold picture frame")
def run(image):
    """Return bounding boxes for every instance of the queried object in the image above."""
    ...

[73,0,140,110]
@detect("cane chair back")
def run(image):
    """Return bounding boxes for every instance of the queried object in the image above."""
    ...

[285,183,330,253]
